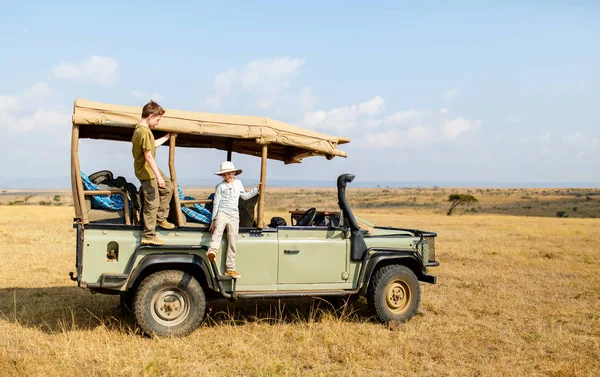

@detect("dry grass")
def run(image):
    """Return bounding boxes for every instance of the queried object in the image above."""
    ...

[3,186,600,218]
[187,186,600,219]
[1,199,599,376]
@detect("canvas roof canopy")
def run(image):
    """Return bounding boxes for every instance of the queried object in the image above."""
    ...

[72,99,350,164]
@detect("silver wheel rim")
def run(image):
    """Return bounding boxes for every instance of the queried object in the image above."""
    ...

[150,288,191,327]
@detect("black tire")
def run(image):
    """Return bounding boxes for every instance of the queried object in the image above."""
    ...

[367,265,420,323]
[133,270,206,337]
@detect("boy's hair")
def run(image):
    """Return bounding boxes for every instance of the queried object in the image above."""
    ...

[141,100,166,119]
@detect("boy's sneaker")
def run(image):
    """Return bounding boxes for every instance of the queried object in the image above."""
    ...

[207,250,217,262]
[140,236,165,246]
[157,220,175,230]
[224,270,241,279]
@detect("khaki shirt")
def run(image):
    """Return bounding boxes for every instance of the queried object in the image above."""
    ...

[132,124,156,181]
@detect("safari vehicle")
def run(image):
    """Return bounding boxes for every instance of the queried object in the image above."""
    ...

[69,99,439,337]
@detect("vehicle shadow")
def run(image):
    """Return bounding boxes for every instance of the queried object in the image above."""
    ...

[204,296,371,327]
[0,287,373,335]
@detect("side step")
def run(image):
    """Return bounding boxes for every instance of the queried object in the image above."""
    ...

[236,290,352,299]
[209,260,238,299]
[87,273,128,289]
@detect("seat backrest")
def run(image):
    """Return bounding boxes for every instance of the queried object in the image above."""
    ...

[239,196,259,227]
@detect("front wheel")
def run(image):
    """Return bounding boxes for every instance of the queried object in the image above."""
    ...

[133,270,206,337]
[367,265,420,323]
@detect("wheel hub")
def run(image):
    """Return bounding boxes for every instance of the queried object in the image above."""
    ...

[151,289,190,326]
[385,280,410,313]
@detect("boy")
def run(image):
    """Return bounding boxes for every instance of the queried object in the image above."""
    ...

[132,100,176,246]
[207,161,260,278]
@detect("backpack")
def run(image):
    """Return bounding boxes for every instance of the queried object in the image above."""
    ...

[268,216,287,228]
[88,170,141,223]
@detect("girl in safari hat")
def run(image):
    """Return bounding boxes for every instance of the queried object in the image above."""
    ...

[207,161,260,278]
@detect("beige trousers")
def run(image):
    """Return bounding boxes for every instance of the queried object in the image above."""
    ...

[140,169,174,238]
[208,212,239,271]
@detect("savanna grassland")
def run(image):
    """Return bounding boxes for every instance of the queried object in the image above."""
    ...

[0,188,599,376]
[2,186,599,218]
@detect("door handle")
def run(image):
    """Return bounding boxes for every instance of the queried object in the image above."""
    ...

[284,249,300,254]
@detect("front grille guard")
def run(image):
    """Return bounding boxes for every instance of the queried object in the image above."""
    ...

[416,232,437,263]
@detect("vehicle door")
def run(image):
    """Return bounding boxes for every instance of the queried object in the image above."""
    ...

[276,226,348,287]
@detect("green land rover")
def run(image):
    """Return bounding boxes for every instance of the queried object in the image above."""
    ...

[69,99,439,337]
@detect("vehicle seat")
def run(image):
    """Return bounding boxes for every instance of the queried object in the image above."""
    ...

[239,196,259,227]
[178,186,212,224]
[81,171,131,224]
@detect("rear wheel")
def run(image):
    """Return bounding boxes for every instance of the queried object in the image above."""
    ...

[367,265,420,323]
[133,270,206,337]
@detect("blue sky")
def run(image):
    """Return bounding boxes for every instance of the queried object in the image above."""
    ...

[1,1,599,187]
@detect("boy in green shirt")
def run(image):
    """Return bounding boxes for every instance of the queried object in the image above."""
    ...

[132,100,176,245]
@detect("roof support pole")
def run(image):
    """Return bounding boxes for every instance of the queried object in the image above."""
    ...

[227,138,234,161]
[71,124,87,224]
[169,134,186,227]
[257,144,268,228]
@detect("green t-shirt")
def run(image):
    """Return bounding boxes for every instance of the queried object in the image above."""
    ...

[132,124,156,181]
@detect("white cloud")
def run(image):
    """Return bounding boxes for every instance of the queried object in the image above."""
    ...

[444,87,459,98]
[362,112,480,148]
[0,82,53,114]
[563,132,599,158]
[408,125,435,143]
[293,87,317,112]
[132,90,163,102]
[365,119,382,130]
[533,132,551,143]
[12,108,68,133]
[0,95,19,111]
[563,132,585,143]
[440,108,448,115]
[0,82,69,134]
[539,132,551,142]
[241,58,305,93]
[206,57,306,110]
[554,81,588,95]
[505,115,524,123]
[364,126,435,148]
[519,132,552,154]
[302,92,479,147]
[442,116,480,140]
[384,109,430,125]
[52,55,119,85]
[23,82,54,98]
[358,96,385,115]
[300,96,385,132]
[214,68,236,96]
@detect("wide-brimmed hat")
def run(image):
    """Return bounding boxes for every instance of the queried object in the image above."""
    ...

[215,161,242,176]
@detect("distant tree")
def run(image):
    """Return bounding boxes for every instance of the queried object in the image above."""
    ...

[447,194,478,216]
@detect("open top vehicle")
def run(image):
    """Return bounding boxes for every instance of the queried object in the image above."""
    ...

[69,99,439,337]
